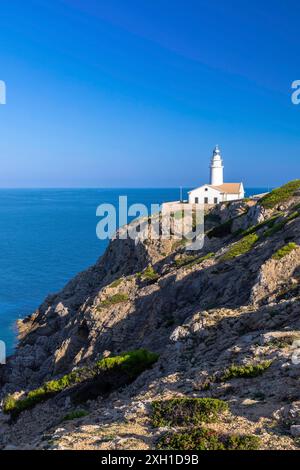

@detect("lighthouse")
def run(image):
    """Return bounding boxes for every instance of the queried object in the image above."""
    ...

[210,145,224,186]
[188,145,244,204]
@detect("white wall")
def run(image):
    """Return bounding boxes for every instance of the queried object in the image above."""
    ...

[188,185,245,204]
[189,186,221,204]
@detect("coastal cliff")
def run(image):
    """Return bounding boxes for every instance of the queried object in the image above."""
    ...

[2,181,300,450]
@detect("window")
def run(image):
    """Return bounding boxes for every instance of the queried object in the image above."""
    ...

[195,197,199,204]
[204,197,208,204]
[214,197,218,204]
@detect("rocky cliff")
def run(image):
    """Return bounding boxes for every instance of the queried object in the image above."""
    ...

[2,181,300,450]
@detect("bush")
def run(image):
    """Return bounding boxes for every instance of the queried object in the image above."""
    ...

[95,349,159,379]
[152,398,228,427]
[175,252,214,268]
[3,395,17,414]
[272,242,298,260]
[220,233,258,261]
[157,428,261,450]
[98,293,129,308]
[157,428,225,450]
[221,361,272,381]
[110,278,123,288]
[3,349,159,417]
[63,409,89,421]
[260,180,300,209]
[241,214,281,237]
[138,265,159,282]
[226,434,261,450]
[263,219,288,237]
[268,335,298,349]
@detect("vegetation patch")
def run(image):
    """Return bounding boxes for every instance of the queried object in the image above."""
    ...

[260,180,300,209]
[173,210,184,220]
[186,252,214,268]
[152,398,228,427]
[175,252,214,269]
[263,218,288,237]
[263,211,299,238]
[268,335,299,349]
[63,409,89,421]
[157,428,261,450]
[137,265,159,282]
[221,361,272,381]
[110,278,123,288]
[3,349,159,417]
[241,214,282,237]
[172,239,187,250]
[220,233,258,261]
[98,293,129,308]
[272,242,298,260]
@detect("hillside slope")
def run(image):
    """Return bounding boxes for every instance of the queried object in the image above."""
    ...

[2,181,300,450]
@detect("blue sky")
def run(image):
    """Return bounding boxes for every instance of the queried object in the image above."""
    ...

[0,0,299,187]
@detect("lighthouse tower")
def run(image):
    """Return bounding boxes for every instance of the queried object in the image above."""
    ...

[210,145,224,186]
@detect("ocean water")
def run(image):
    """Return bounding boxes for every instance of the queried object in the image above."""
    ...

[0,188,268,354]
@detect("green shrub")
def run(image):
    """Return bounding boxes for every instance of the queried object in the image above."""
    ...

[241,214,281,237]
[220,233,258,261]
[287,211,300,222]
[157,428,261,450]
[221,361,272,381]
[175,255,197,267]
[63,409,89,421]
[268,336,299,349]
[260,180,300,209]
[172,239,187,250]
[157,428,225,450]
[175,253,214,269]
[152,398,228,427]
[3,349,159,417]
[263,219,287,237]
[95,349,159,378]
[110,278,123,288]
[263,211,298,238]
[98,293,129,308]
[173,210,184,220]
[226,434,261,450]
[3,395,17,414]
[138,265,159,282]
[272,242,298,260]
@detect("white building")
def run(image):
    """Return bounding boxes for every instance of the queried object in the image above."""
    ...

[188,146,244,205]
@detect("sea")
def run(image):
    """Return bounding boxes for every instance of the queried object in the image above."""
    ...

[0,188,268,354]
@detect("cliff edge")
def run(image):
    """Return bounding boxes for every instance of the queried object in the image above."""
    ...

[1,181,300,450]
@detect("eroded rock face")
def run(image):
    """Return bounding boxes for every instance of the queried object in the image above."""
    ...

[2,193,300,450]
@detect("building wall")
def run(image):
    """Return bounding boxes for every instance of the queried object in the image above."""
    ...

[189,186,222,204]
[188,186,245,204]
[224,192,243,201]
